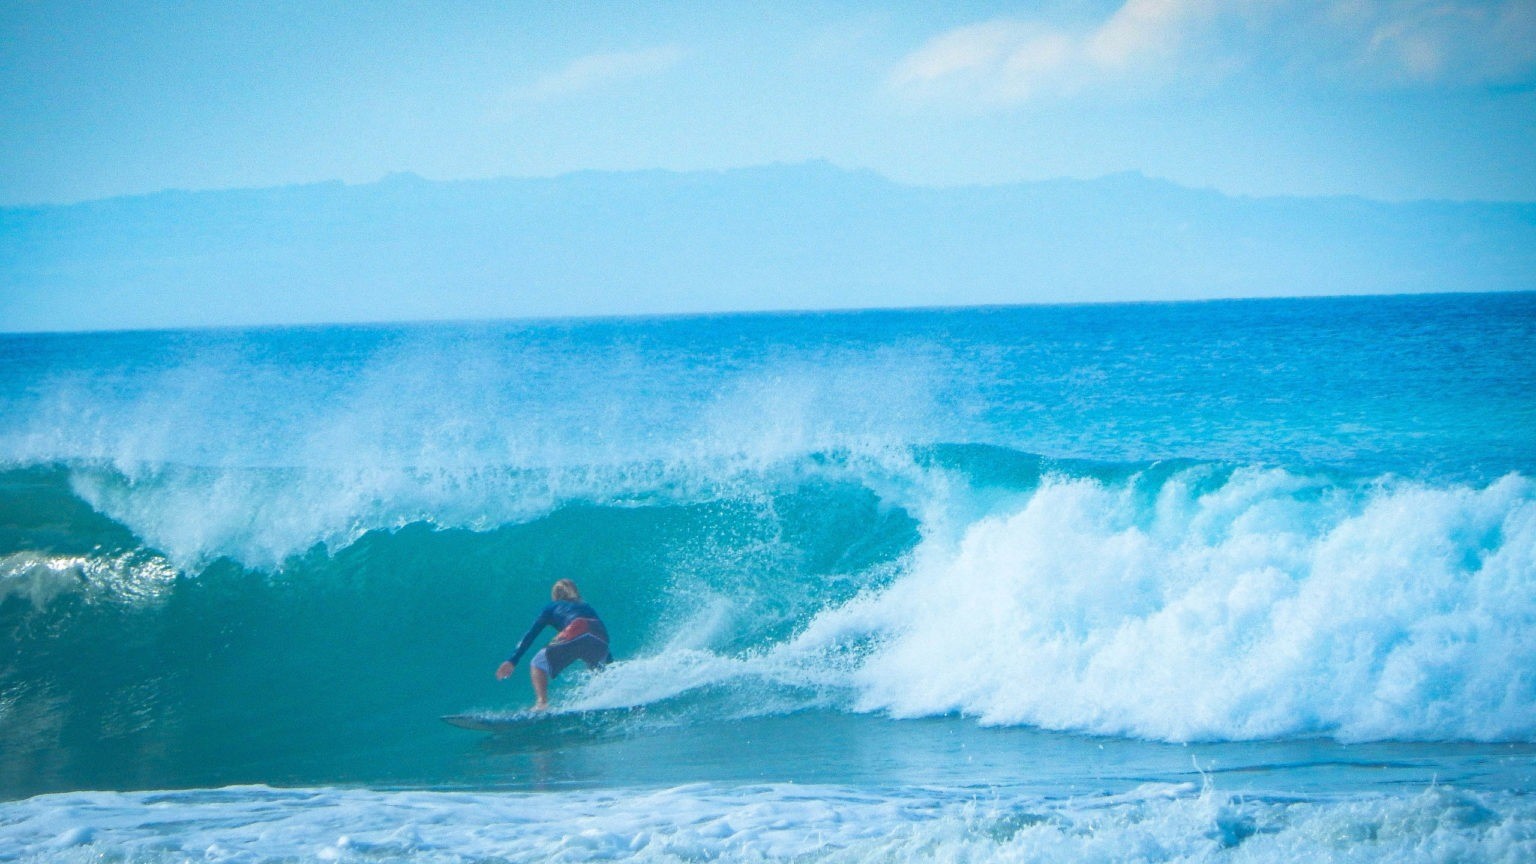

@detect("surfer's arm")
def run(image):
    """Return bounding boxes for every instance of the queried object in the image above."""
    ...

[497,606,553,680]
[505,604,556,666]
[496,606,553,680]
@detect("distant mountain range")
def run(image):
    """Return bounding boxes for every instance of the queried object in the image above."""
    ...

[3,162,1533,332]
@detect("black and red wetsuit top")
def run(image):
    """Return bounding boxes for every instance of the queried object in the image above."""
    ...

[507,600,610,666]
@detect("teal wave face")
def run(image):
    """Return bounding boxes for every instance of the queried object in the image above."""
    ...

[0,465,921,798]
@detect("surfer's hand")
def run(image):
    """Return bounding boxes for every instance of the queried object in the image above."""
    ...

[496,661,515,680]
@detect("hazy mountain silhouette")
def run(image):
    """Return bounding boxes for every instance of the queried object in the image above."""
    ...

[4,162,1533,331]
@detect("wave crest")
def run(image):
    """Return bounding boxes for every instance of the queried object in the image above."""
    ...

[841,468,1536,742]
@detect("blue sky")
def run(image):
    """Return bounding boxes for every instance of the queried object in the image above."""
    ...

[2,0,1535,206]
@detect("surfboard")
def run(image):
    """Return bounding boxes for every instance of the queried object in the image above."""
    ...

[441,706,638,732]
[441,711,544,731]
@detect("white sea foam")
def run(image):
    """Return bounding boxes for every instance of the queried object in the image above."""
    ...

[0,550,176,608]
[838,468,1536,743]
[0,782,1530,863]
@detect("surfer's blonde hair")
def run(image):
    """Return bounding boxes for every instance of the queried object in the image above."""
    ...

[551,579,582,602]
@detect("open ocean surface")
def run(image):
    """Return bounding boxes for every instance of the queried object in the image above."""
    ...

[2,293,1535,861]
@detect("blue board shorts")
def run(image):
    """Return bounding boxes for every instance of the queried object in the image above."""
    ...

[531,618,612,678]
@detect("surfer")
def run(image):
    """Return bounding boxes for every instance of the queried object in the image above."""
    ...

[496,578,612,710]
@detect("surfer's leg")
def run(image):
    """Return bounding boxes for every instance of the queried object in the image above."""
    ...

[530,648,553,709]
[530,664,549,709]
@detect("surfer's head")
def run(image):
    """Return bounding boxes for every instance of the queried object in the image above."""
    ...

[551,579,582,602]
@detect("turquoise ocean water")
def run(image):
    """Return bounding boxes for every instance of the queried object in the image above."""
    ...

[2,293,1535,861]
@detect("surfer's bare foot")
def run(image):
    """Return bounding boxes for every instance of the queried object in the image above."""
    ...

[532,701,549,712]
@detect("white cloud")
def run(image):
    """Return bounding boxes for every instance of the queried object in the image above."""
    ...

[513,46,683,102]
[1086,0,1217,69]
[1357,1,1536,85]
[890,0,1536,107]
[890,20,1072,102]
[889,0,1220,105]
